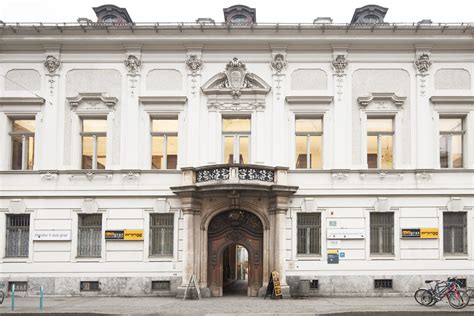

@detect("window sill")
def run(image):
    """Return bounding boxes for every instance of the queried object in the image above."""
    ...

[148,256,174,262]
[296,255,322,261]
[444,255,469,260]
[3,257,29,263]
[76,257,101,262]
[370,256,396,260]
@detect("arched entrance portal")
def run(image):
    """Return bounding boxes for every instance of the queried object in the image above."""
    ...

[208,210,263,296]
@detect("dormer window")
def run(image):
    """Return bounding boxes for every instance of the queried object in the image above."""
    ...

[231,14,250,23]
[102,15,119,23]
[93,5,133,24]
[223,5,256,24]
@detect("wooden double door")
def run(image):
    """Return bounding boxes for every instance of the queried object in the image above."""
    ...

[208,210,263,296]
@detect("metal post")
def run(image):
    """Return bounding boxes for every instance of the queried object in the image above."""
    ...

[11,284,15,311]
[40,286,44,311]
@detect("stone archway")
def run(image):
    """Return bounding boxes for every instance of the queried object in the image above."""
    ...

[207,209,263,296]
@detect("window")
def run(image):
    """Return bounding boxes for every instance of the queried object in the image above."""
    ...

[370,212,394,255]
[295,118,322,169]
[223,117,250,164]
[439,118,464,168]
[150,214,174,256]
[297,213,321,255]
[367,118,393,169]
[374,279,393,289]
[443,212,467,255]
[81,119,107,169]
[151,281,170,291]
[151,118,178,169]
[78,214,102,257]
[6,214,30,257]
[10,119,35,170]
[80,281,100,291]
[8,281,28,292]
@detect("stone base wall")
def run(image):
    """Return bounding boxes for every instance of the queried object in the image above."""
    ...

[286,275,473,297]
[0,276,181,297]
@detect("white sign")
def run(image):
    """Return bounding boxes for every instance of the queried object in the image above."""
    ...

[327,240,341,249]
[327,228,365,239]
[33,230,71,241]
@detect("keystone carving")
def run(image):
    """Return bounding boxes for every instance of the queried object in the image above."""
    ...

[270,54,287,73]
[332,55,348,76]
[415,53,432,75]
[185,54,203,73]
[124,55,142,74]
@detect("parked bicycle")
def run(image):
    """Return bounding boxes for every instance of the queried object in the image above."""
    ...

[0,283,5,304]
[414,277,470,309]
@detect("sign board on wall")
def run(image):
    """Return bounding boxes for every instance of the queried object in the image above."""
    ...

[401,228,439,239]
[327,240,341,249]
[33,230,71,241]
[327,228,365,239]
[327,249,339,264]
[105,230,144,240]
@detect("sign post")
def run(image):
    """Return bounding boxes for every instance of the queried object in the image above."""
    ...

[264,271,282,299]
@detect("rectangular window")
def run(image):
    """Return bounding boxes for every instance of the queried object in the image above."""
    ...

[78,214,102,257]
[370,212,394,255]
[439,118,464,168]
[151,118,178,169]
[10,119,35,170]
[6,214,30,257]
[222,117,250,164]
[81,119,107,169]
[150,214,174,256]
[297,213,321,255]
[295,118,322,169]
[443,212,467,255]
[367,118,393,169]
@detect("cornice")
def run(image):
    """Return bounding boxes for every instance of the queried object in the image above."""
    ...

[138,96,188,105]
[0,97,45,106]
[285,96,334,104]
[430,96,474,104]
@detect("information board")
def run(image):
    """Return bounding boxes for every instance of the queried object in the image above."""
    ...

[33,230,71,241]
[105,230,144,240]
[264,271,282,299]
[401,228,439,239]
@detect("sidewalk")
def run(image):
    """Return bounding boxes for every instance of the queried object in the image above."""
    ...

[0,295,473,315]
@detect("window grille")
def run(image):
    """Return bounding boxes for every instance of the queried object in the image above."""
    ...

[374,279,393,289]
[150,214,174,256]
[443,212,467,255]
[78,214,102,257]
[152,281,170,291]
[370,212,394,255]
[297,213,321,255]
[309,279,319,289]
[80,281,100,291]
[8,281,28,292]
[6,214,30,257]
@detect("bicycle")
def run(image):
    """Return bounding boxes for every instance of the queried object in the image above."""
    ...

[414,277,470,309]
[0,283,5,304]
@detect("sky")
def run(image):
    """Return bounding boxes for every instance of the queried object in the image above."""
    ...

[0,0,473,23]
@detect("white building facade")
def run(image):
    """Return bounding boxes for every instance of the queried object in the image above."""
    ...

[0,4,473,297]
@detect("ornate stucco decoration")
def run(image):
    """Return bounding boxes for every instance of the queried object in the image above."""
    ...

[124,55,142,75]
[270,54,287,74]
[415,53,432,75]
[332,55,348,76]
[67,93,118,110]
[357,93,406,109]
[201,57,271,111]
[44,55,60,74]
[186,54,203,74]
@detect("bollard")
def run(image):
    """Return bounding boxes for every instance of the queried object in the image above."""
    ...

[40,286,43,311]
[11,284,15,311]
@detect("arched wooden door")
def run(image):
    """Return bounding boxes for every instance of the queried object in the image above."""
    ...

[208,210,263,296]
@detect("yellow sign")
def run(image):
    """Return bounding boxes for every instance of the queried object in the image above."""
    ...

[124,230,144,240]
[327,249,338,255]
[420,228,439,239]
[271,271,282,297]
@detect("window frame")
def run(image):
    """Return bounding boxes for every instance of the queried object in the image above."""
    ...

[221,116,251,164]
[296,212,322,256]
[369,212,395,257]
[366,117,394,169]
[77,213,103,258]
[439,116,465,169]
[5,214,30,258]
[295,116,323,169]
[150,117,179,170]
[149,213,174,257]
[80,117,107,170]
[443,211,467,256]
[8,117,36,171]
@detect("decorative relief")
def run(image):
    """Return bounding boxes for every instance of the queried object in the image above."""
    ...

[186,54,203,97]
[331,172,348,180]
[207,101,265,112]
[415,52,432,97]
[238,168,274,182]
[332,55,348,76]
[332,54,348,101]
[208,210,263,236]
[416,171,432,180]
[67,93,118,111]
[44,55,60,74]
[270,54,287,74]
[40,171,58,181]
[357,92,406,109]
[122,171,140,181]
[124,55,142,74]
[196,167,230,183]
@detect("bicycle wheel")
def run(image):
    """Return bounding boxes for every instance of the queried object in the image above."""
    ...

[0,290,4,304]
[448,289,470,309]
[415,289,432,306]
